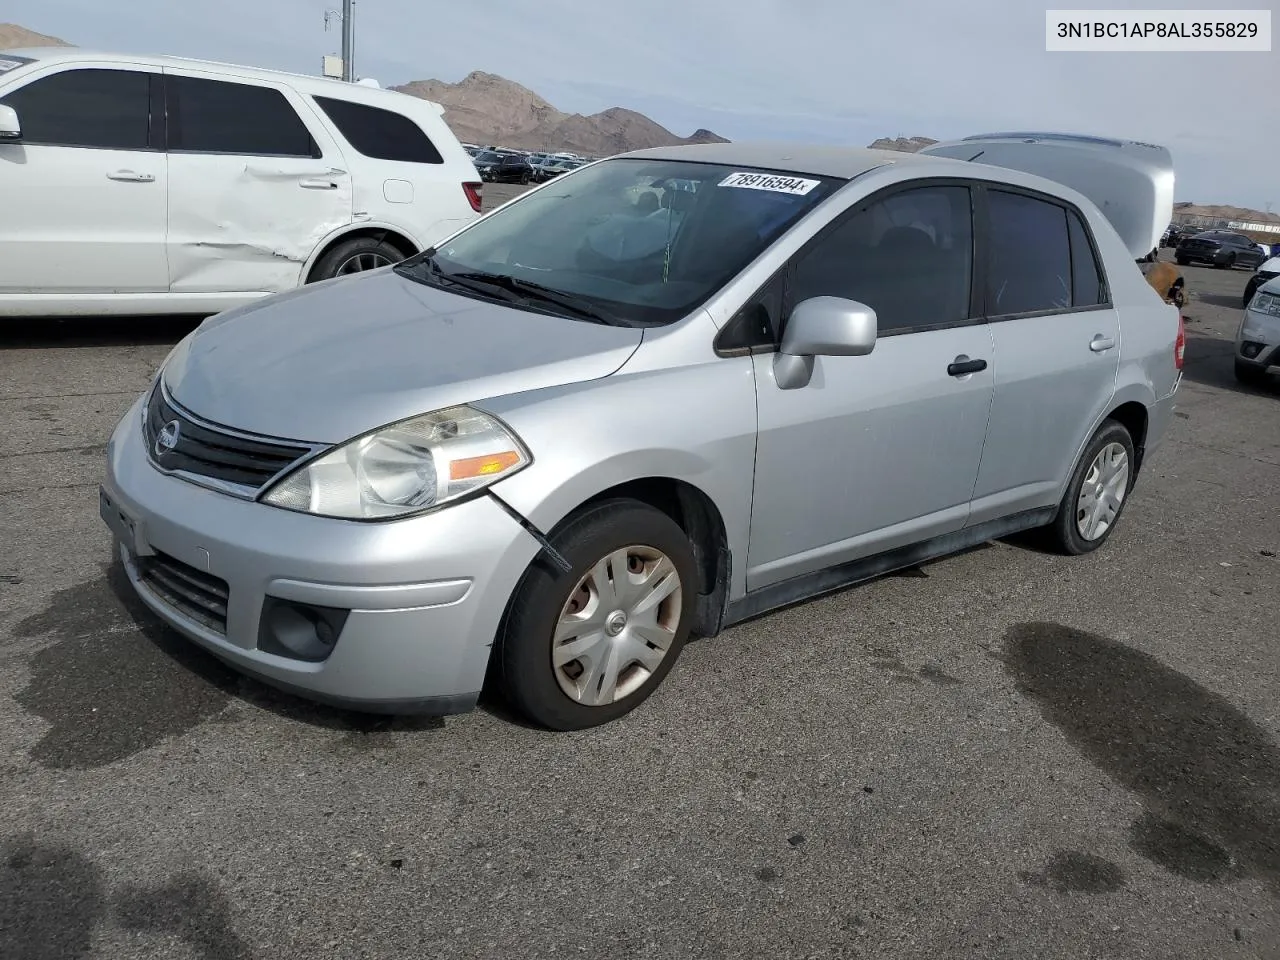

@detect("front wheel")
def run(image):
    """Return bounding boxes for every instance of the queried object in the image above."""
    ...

[493,499,697,730]
[1042,421,1137,555]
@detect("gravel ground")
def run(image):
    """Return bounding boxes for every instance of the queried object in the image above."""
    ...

[1,232,1278,959]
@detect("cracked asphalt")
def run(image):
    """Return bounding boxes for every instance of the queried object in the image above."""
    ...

[2,212,1278,958]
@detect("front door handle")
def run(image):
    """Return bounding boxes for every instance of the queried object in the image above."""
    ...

[106,170,155,182]
[1089,334,1116,352]
[947,356,988,377]
[299,177,339,189]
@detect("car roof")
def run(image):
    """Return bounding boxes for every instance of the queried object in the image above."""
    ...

[617,141,977,181]
[3,46,443,112]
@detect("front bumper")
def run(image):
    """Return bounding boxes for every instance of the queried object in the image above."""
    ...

[101,394,542,714]
[1235,308,1280,375]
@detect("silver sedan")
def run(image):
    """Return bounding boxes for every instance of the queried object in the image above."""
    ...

[102,138,1183,730]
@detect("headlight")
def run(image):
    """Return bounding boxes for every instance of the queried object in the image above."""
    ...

[1248,291,1280,319]
[261,405,531,520]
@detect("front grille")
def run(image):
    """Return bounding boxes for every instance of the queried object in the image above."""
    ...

[136,550,230,634]
[144,384,313,491]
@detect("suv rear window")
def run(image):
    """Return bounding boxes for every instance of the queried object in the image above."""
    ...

[166,75,318,157]
[313,95,443,164]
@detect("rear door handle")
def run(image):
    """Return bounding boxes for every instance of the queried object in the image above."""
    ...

[106,170,155,183]
[947,356,987,377]
[299,177,339,189]
[1089,335,1116,352]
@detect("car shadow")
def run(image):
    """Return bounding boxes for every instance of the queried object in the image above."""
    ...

[9,561,445,770]
[1180,330,1279,397]
[1190,291,1247,310]
[0,315,205,349]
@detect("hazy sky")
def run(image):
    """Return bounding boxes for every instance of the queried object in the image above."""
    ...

[7,0,1277,210]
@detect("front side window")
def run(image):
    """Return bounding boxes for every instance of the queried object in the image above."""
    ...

[397,159,842,327]
[313,96,442,164]
[0,67,150,150]
[789,184,974,333]
[986,189,1073,316]
[166,75,317,157]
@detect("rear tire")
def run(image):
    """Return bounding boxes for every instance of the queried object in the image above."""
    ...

[493,499,698,731]
[1042,421,1137,556]
[1175,255,1189,266]
[309,236,405,283]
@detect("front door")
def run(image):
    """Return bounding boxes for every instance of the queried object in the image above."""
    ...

[966,186,1121,525]
[747,182,995,592]
[162,69,352,295]
[0,64,169,295]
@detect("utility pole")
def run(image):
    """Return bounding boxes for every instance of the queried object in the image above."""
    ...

[341,0,355,81]
[324,1,356,81]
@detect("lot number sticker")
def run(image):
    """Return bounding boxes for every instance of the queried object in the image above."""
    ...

[718,172,820,195]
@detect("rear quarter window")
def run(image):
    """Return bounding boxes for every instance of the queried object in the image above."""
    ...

[312,95,443,164]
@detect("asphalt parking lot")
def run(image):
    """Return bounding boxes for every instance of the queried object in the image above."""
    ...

[2,206,1278,958]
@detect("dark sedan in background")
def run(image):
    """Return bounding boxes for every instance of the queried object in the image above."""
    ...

[1175,230,1268,270]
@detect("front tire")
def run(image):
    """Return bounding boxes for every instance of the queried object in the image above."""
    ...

[310,237,404,282]
[493,499,698,730]
[1043,421,1137,556]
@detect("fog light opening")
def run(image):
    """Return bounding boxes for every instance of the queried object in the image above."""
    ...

[257,597,350,663]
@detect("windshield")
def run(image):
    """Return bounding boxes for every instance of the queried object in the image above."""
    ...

[397,157,841,326]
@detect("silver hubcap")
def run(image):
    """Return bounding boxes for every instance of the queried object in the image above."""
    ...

[552,545,683,706]
[335,251,393,275]
[1076,442,1129,541]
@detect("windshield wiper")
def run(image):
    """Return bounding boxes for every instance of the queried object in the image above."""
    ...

[395,257,526,304]
[449,270,625,326]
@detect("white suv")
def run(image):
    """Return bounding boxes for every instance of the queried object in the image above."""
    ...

[0,48,483,317]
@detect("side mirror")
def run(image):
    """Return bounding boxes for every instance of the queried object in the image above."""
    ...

[0,104,21,143]
[774,296,877,390]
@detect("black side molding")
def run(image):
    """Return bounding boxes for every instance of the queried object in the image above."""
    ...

[722,506,1056,628]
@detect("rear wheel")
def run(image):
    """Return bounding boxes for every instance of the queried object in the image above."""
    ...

[1175,255,1189,266]
[310,237,404,282]
[493,499,697,730]
[1042,421,1136,556]
[1217,254,1236,270]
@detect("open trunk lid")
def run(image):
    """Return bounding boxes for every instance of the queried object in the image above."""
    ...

[918,132,1174,260]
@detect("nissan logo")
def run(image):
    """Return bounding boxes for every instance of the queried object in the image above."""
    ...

[154,419,181,457]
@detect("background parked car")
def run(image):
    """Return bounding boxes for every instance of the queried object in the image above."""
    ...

[483,153,535,184]
[1243,255,1280,306]
[0,47,482,318]
[1161,225,1190,247]
[1175,230,1268,270]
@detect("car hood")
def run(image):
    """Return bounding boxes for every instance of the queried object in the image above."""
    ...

[161,268,644,443]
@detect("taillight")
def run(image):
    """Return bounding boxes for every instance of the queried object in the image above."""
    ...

[1174,312,1185,370]
[463,182,483,213]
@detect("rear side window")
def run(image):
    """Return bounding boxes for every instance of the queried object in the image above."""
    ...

[1067,209,1107,306]
[313,95,443,164]
[166,75,318,157]
[0,68,150,150]
[986,190,1072,315]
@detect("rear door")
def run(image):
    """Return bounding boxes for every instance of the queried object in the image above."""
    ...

[162,69,352,295]
[966,185,1120,525]
[0,63,168,294]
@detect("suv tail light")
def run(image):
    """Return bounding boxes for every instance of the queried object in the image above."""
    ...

[463,182,483,213]
[1174,312,1185,370]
